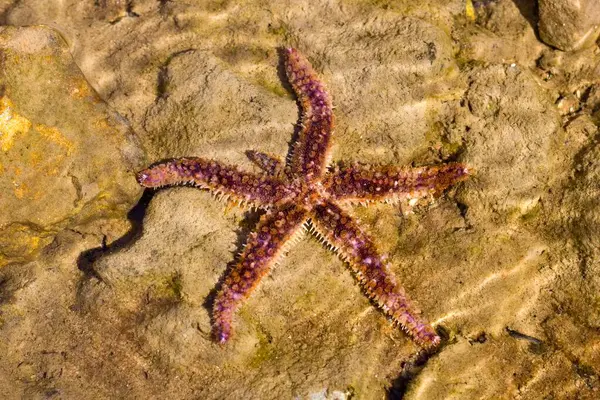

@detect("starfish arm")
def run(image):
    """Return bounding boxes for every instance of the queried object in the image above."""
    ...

[137,157,293,206]
[245,150,284,176]
[284,48,334,182]
[212,204,308,343]
[324,162,469,203]
[310,201,441,348]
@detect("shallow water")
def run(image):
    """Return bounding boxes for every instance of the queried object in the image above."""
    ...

[1,0,599,398]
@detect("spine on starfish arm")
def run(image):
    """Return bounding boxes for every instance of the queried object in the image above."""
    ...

[212,205,308,343]
[311,201,441,349]
[245,150,283,176]
[284,48,334,181]
[324,162,469,203]
[137,157,294,206]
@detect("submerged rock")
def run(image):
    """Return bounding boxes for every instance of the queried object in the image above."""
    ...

[0,0,599,398]
[538,0,600,51]
[0,25,144,267]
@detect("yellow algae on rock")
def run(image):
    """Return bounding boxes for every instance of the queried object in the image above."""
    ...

[0,25,144,267]
[0,223,53,267]
[0,96,32,152]
[34,124,75,156]
[465,0,475,21]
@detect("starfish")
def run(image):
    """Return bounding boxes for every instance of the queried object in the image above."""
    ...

[137,48,469,349]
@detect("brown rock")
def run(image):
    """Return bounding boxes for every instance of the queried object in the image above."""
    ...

[462,64,560,220]
[556,93,580,115]
[0,25,144,267]
[538,0,600,51]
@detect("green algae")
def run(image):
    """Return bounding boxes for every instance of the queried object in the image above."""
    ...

[247,327,277,369]
[215,44,272,67]
[255,72,289,98]
[235,307,279,369]
[145,272,184,303]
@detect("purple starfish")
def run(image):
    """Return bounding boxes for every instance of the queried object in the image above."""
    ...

[137,48,469,349]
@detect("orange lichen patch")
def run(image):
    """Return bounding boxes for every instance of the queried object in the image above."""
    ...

[0,96,32,152]
[13,181,29,199]
[34,124,75,156]
[94,117,111,129]
[92,117,119,138]
[0,223,52,268]
[40,54,54,64]
[68,77,93,99]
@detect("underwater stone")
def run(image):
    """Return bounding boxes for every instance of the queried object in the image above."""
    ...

[538,0,600,51]
[0,25,144,267]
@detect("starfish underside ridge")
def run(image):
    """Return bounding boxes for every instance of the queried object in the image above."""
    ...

[137,48,470,349]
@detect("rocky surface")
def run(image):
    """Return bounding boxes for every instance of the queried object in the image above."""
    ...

[538,0,600,51]
[0,25,143,267]
[0,0,599,399]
